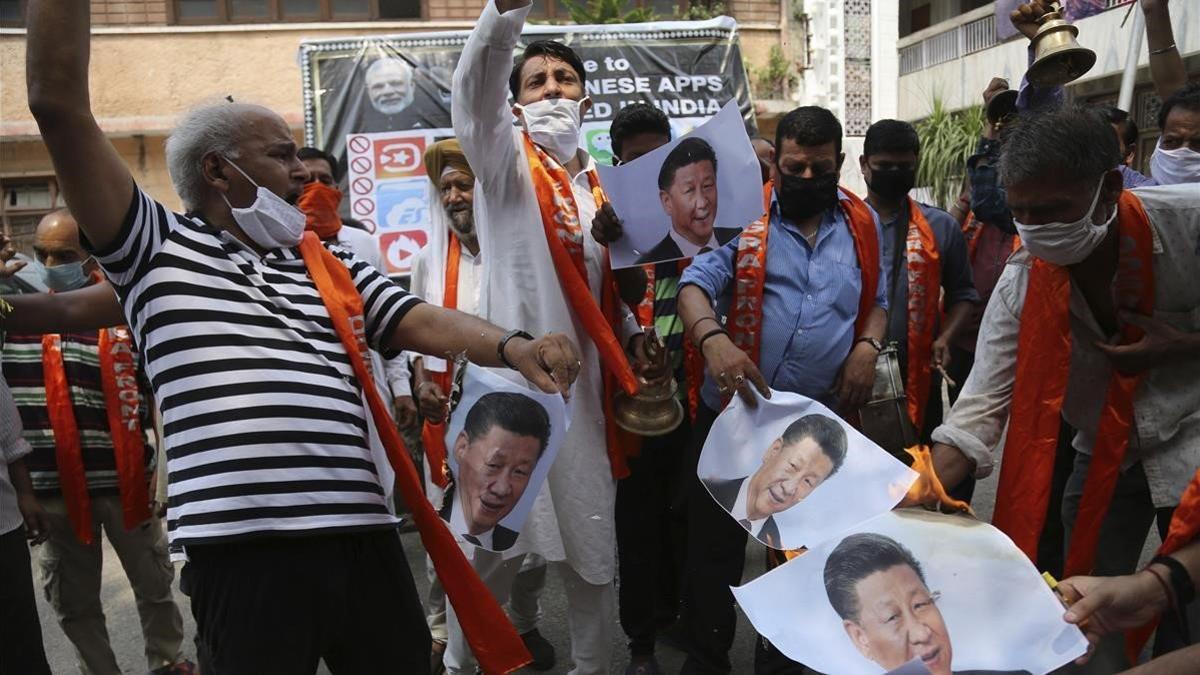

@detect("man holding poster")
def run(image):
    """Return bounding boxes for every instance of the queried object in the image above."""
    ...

[676,106,888,674]
[453,1,653,673]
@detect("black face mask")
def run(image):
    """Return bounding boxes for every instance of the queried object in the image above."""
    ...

[776,172,839,222]
[867,167,916,200]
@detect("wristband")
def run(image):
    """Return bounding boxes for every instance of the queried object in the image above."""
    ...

[1151,554,1196,606]
[697,327,728,351]
[691,316,722,339]
[1144,565,1177,615]
[855,336,884,352]
[498,329,534,370]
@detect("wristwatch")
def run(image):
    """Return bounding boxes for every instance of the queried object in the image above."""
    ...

[855,336,884,353]
[498,329,535,370]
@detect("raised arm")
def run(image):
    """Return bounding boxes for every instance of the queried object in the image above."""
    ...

[451,0,533,187]
[26,0,135,252]
[1142,0,1187,100]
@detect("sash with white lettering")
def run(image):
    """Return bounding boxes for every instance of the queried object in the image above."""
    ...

[42,328,150,544]
[903,199,940,431]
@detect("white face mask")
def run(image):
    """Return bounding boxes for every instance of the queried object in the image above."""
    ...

[220,157,306,250]
[1014,174,1117,266]
[1149,140,1200,185]
[517,97,587,164]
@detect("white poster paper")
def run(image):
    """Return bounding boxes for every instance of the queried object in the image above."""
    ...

[732,510,1089,675]
[699,390,917,550]
[598,99,763,269]
[440,366,568,552]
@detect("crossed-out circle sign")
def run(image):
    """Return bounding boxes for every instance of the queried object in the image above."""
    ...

[352,177,374,195]
[350,157,372,175]
[348,135,371,154]
[353,198,375,216]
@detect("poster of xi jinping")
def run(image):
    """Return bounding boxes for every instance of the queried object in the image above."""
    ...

[732,510,1090,675]
[597,99,764,269]
[698,390,917,550]
[299,16,754,274]
[440,366,568,553]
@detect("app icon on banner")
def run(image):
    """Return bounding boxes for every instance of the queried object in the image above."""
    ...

[374,136,427,179]
[382,229,429,274]
[377,181,430,229]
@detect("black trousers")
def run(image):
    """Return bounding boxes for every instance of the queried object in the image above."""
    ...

[180,528,430,675]
[615,418,691,656]
[680,404,750,674]
[0,527,51,675]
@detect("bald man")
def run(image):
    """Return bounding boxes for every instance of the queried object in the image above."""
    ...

[1,211,192,675]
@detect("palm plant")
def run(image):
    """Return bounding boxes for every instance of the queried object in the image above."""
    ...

[914,96,984,210]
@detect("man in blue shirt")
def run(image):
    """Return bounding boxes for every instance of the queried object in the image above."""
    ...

[675,106,888,674]
[859,120,979,455]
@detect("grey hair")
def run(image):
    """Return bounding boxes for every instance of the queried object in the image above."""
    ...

[165,101,273,210]
[366,56,414,82]
[998,104,1120,188]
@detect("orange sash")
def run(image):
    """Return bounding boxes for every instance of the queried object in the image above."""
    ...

[298,232,530,674]
[420,234,462,490]
[903,200,941,431]
[42,328,150,545]
[729,185,881,368]
[1126,468,1200,660]
[963,211,1021,263]
[992,191,1155,576]
[522,134,640,479]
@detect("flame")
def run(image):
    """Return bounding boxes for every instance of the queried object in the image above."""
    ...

[902,445,974,516]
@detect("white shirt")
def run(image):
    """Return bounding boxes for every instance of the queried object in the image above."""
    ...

[453,0,638,583]
[933,184,1200,507]
[1,375,34,536]
[669,227,720,260]
[729,478,768,538]
[409,240,483,373]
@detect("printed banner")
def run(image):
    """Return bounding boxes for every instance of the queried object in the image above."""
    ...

[299,17,754,274]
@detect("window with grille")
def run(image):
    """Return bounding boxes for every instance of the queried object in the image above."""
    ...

[172,0,424,23]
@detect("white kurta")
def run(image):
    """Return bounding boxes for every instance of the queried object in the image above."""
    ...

[453,0,637,584]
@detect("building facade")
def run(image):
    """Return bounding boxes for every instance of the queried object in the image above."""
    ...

[896,0,1199,173]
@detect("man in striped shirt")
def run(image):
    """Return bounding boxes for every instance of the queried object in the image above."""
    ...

[23,2,581,672]
[2,210,191,675]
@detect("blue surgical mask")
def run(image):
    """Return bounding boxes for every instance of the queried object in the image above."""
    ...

[40,258,92,292]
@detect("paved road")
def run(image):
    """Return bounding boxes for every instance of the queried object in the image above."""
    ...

[33,469,1159,674]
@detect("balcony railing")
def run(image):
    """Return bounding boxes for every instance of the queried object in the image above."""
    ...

[899,0,1135,76]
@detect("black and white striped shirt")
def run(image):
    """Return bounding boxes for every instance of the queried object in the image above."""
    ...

[86,187,422,557]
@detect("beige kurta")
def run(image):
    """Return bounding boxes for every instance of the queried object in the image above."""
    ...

[452,0,638,584]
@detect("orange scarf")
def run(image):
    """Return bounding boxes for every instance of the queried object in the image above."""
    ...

[299,182,344,240]
[638,260,705,422]
[902,200,940,432]
[1126,468,1200,660]
[42,328,150,545]
[421,234,462,490]
[297,232,530,674]
[522,134,640,479]
[992,191,1154,577]
[729,185,881,368]
[962,211,1021,262]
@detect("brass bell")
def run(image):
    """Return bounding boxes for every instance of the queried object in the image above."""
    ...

[858,342,918,460]
[1027,1,1096,87]
[614,327,684,437]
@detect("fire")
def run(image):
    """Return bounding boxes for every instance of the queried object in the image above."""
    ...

[902,445,973,515]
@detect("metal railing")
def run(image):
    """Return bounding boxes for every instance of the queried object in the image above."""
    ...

[899,12,997,75]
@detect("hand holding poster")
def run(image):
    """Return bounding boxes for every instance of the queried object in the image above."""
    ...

[698,390,917,550]
[597,100,764,269]
[732,510,1089,675]
[440,366,568,553]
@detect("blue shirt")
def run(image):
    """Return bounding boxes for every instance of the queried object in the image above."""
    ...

[877,201,980,369]
[681,194,888,411]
